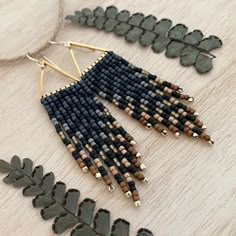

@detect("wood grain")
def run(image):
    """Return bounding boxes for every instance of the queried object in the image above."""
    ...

[0,0,235,235]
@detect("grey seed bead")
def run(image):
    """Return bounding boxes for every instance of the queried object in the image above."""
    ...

[98,121,103,126]
[91,141,96,146]
[100,123,106,128]
[64,127,70,131]
[88,138,93,143]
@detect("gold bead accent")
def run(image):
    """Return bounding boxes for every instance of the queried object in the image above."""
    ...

[188,97,194,102]
[140,164,146,170]
[109,184,115,192]
[130,140,136,146]
[192,133,199,139]
[208,139,214,145]
[178,87,183,93]
[125,191,132,198]
[145,123,152,129]
[95,173,102,179]
[134,200,141,207]
[175,131,181,137]
[136,152,142,158]
[202,125,207,130]
[82,166,88,173]
[161,130,167,136]
[143,177,149,183]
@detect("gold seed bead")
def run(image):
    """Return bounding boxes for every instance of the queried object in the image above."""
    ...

[161,130,167,136]
[145,123,152,129]
[136,153,142,158]
[109,184,115,192]
[82,166,88,173]
[208,139,214,145]
[188,97,194,102]
[143,177,149,183]
[95,173,102,179]
[134,200,141,207]
[175,131,181,137]
[140,164,146,170]
[130,140,136,146]
[125,191,132,198]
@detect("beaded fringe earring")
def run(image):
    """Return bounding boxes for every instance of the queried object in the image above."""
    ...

[28,41,213,206]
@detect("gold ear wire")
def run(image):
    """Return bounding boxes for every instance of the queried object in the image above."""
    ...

[49,41,108,77]
[27,54,79,98]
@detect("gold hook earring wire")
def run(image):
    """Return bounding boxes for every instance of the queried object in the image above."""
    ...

[49,41,82,76]
[27,54,79,98]
[49,41,108,77]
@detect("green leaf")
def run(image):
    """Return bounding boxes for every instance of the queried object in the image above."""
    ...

[71,224,96,236]
[33,193,54,208]
[94,17,106,30]
[125,27,144,43]
[65,6,222,74]
[128,13,144,26]
[140,15,157,31]
[11,155,21,169]
[64,15,79,23]
[137,228,153,236]
[53,182,66,204]
[81,8,93,17]
[166,41,185,58]
[93,7,105,17]
[180,46,199,66]
[3,171,23,184]
[40,172,55,192]
[12,175,32,188]
[0,159,13,173]
[198,36,222,51]
[111,219,130,236]
[194,54,213,74]
[32,166,44,184]
[153,19,172,36]
[139,32,156,47]
[41,202,65,220]
[74,11,81,17]
[23,184,43,196]
[105,6,118,19]
[152,36,170,53]
[184,30,203,45]
[116,10,130,22]
[63,189,80,214]
[22,158,33,175]
[104,19,119,32]
[53,213,78,234]
[79,16,87,25]
[87,16,96,27]
[93,209,110,236]
[168,24,188,40]
[114,23,132,36]
[78,198,96,225]
[0,156,153,235]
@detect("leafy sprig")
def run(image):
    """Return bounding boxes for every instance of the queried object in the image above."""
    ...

[66,5,222,74]
[0,156,153,236]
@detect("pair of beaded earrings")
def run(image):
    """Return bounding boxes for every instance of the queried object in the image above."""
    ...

[28,41,213,206]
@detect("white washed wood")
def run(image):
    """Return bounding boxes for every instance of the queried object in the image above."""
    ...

[0,0,235,235]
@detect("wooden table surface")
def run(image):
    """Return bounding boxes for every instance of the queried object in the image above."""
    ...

[0,0,235,235]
